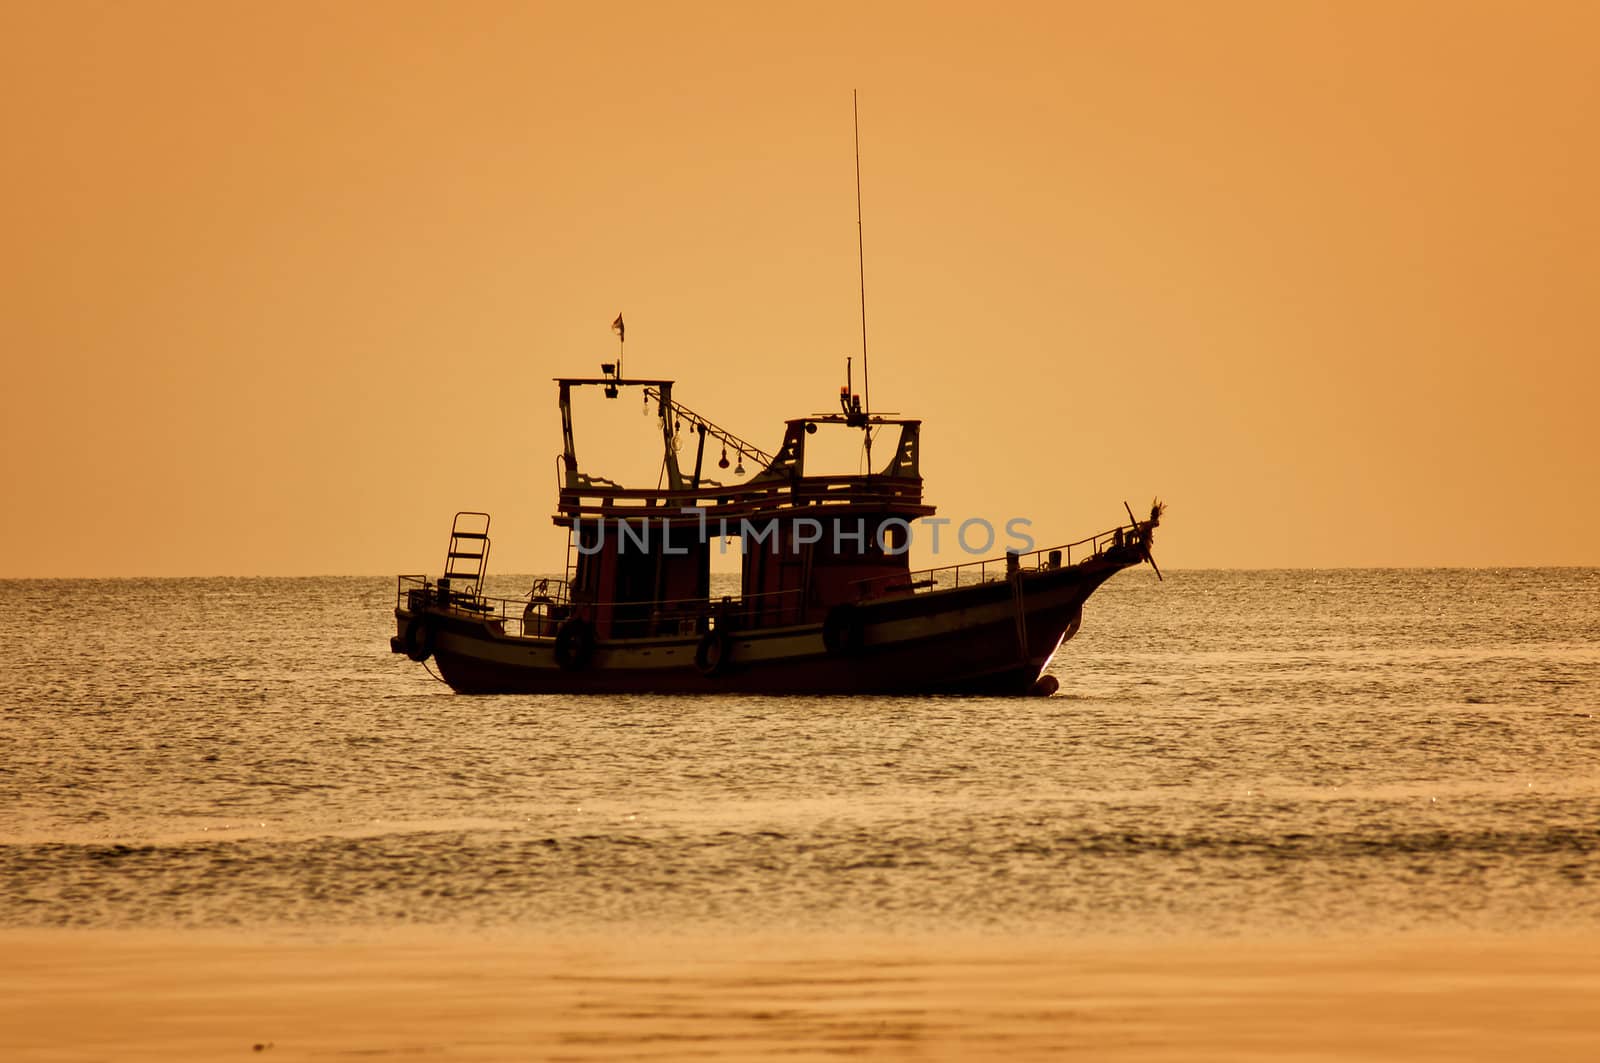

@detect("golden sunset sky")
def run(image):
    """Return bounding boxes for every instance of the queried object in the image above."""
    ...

[4,1,1596,576]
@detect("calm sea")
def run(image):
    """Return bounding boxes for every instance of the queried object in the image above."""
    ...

[2,569,1597,937]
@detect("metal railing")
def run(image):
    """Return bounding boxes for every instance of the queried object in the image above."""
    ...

[395,574,804,639]
[397,574,573,637]
[552,474,927,519]
[848,519,1150,599]
[395,517,1155,637]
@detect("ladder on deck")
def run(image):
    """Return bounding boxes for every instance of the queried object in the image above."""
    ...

[442,511,491,595]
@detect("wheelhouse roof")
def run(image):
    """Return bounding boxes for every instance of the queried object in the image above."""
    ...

[555,377,675,388]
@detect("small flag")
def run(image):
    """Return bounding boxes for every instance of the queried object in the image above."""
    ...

[611,314,625,342]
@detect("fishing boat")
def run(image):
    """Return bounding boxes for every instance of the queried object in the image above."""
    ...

[392,97,1159,695]
[390,363,1162,695]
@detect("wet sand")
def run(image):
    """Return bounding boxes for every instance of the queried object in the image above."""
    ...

[4,929,1599,1061]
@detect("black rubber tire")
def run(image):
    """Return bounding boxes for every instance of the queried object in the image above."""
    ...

[403,617,435,663]
[821,604,863,655]
[694,629,732,677]
[554,619,595,671]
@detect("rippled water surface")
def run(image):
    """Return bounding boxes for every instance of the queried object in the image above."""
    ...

[2,570,1597,935]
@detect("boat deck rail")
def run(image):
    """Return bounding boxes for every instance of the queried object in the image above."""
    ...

[395,574,804,638]
[554,470,929,523]
[397,574,573,635]
[849,518,1150,599]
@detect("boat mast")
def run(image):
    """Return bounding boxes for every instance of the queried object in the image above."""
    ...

[853,90,872,467]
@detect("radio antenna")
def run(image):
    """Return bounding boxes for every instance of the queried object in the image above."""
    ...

[853,90,872,471]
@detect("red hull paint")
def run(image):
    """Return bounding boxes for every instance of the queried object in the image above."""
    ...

[399,558,1131,696]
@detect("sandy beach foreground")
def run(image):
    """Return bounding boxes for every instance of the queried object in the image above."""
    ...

[3,929,1598,1062]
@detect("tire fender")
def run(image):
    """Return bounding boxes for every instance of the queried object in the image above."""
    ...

[554,619,595,671]
[404,617,436,663]
[695,629,732,676]
[821,604,863,655]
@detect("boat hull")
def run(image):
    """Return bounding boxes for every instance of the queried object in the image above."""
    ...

[394,558,1132,696]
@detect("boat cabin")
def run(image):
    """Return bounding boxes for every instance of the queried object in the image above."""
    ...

[554,371,935,640]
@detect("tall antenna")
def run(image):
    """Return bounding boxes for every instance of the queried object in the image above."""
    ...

[853,89,870,423]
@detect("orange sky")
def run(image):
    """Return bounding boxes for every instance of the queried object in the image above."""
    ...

[4,1,1597,576]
